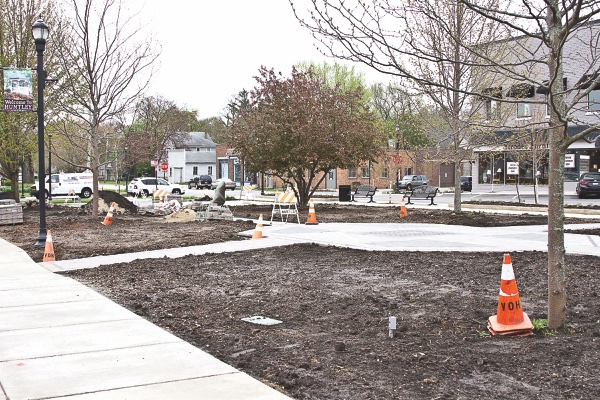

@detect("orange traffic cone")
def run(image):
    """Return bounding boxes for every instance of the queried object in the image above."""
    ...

[43,230,55,262]
[488,253,534,336]
[305,198,319,225]
[399,197,408,218]
[101,202,116,226]
[252,214,264,239]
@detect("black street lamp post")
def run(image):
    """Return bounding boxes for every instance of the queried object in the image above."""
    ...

[48,132,52,200]
[32,19,49,249]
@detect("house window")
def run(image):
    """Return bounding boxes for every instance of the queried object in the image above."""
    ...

[485,100,500,120]
[381,167,389,178]
[208,166,213,175]
[348,168,357,179]
[361,167,370,178]
[588,90,600,111]
[517,103,532,118]
[193,166,198,175]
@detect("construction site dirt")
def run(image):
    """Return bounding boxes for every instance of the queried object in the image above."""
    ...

[2,195,599,399]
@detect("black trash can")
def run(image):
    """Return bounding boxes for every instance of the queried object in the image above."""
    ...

[338,185,352,202]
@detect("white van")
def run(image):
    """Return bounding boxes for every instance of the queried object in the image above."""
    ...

[31,173,94,199]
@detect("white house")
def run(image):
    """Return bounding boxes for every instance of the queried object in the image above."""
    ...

[167,132,216,183]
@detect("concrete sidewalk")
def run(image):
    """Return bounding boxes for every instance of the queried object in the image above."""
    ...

[0,238,290,400]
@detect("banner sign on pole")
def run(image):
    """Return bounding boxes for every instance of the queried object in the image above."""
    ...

[2,68,33,111]
[507,162,519,175]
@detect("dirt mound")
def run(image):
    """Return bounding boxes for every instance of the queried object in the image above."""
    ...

[83,190,138,215]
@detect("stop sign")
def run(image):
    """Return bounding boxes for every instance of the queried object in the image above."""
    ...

[159,162,168,172]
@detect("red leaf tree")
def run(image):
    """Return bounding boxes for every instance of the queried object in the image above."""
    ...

[227,67,384,206]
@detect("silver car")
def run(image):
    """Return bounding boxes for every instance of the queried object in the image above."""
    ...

[396,175,429,191]
[211,178,237,190]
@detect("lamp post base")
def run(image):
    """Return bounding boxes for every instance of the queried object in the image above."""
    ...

[34,231,47,249]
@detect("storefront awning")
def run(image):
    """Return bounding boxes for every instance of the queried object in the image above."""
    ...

[506,83,535,98]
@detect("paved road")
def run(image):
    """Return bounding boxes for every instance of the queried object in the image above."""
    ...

[369,181,600,207]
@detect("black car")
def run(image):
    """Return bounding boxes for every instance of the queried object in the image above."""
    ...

[576,172,600,198]
[460,176,472,192]
[188,175,212,189]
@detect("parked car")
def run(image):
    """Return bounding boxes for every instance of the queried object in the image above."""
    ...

[564,171,580,181]
[211,178,237,190]
[460,176,472,192]
[188,175,212,189]
[576,172,600,198]
[396,175,429,191]
[127,177,185,196]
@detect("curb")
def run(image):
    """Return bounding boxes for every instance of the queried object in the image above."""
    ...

[461,203,600,216]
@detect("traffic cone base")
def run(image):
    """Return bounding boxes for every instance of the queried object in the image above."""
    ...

[305,198,319,225]
[43,230,55,262]
[488,312,533,336]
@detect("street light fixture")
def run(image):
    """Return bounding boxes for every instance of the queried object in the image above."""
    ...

[32,18,49,250]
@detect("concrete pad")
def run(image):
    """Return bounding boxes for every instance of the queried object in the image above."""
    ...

[41,237,298,272]
[51,372,290,399]
[0,273,77,290]
[0,341,239,399]
[0,299,138,332]
[0,318,180,362]
[245,222,600,256]
[0,257,49,276]
[0,281,104,307]
[0,240,48,277]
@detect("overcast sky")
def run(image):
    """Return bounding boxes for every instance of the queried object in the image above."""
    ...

[138,0,388,119]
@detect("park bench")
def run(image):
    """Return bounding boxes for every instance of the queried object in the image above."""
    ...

[63,189,81,204]
[404,186,439,206]
[351,184,376,203]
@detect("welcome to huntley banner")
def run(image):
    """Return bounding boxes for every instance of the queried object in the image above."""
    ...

[2,68,33,112]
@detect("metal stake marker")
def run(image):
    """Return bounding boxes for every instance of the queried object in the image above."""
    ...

[388,316,397,338]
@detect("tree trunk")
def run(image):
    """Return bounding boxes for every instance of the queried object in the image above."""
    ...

[10,171,20,201]
[453,160,462,212]
[547,129,567,329]
[91,128,99,219]
[546,11,567,329]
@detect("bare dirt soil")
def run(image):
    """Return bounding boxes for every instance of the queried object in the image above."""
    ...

[2,193,600,399]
